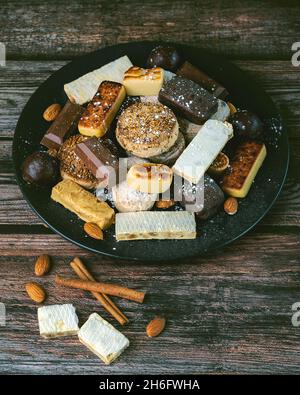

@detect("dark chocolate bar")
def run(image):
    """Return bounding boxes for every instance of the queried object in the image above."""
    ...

[75,137,119,184]
[177,61,229,100]
[41,101,84,150]
[159,76,218,124]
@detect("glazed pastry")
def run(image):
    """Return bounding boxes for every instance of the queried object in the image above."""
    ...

[149,132,185,166]
[176,61,229,99]
[21,151,60,187]
[123,66,164,96]
[147,46,182,72]
[116,103,179,158]
[222,141,267,198]
[78,81,126,138]
[112,181,157,212]
[51,179,115,229]
[40,101,84,150]
[75,137,118,187]
[159,76,218,124]
[127,163,173,194]
[177,174,225,220]
[173,120,233,184]
[115,211,196,240]
[58,134,100,189]
[64,55,132,105]
[208,152,230,176]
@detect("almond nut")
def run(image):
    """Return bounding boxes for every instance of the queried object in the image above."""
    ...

[43,103,61,121]
[25,282,46,303]
[146,316,166,337]
[35,254,51,276]
[224,197,238,215]
[155,199,176,209]
[84,222,104,240]
[227,101,237,115]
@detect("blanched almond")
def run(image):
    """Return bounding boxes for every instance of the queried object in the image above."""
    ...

[43,103,61,121]
[35,254,51,276]
[224,197,238,215]
[84,222,103,240]
[25,282,46,303]
[146,316,166,337]
[155,199,176,209]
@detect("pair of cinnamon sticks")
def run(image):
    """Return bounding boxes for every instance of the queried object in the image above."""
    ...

[56,257,145,325]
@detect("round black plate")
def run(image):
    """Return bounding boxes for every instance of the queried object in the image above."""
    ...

[13,42,289,261]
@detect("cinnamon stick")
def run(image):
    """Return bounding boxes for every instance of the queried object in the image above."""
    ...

[55,275,145,303]
[70,257,128,325]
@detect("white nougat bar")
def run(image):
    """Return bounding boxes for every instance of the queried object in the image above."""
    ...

[173,120,233,184]
[64,56,133,104]
[38,304,79,338]
[116,211,196,241]
[78,313,129,365]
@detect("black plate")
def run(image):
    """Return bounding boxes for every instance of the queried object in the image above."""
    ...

[13,42,289,261]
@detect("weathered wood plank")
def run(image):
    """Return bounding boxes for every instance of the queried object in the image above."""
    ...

[0,1,299,61]
[0,238,299,374]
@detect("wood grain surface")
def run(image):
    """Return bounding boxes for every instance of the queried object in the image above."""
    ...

[0,0,300,375]
[1,0,299,60]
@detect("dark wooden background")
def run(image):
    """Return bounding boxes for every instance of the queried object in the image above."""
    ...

[1,0,300,375]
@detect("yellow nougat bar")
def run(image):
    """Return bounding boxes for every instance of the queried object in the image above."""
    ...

[78,81,126,138]
[51,179,115,229]
[123,66,164,96]
[222,141,267,198]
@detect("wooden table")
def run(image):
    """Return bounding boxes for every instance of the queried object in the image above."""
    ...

[1,1,300,375]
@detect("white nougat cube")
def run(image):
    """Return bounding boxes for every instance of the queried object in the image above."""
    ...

[78,313,129,365]
[38,304,79,338]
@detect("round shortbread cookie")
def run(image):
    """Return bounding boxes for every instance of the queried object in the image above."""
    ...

[116,102,179,158]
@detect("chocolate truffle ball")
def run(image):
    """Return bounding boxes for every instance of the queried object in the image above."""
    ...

[229,110,263,140]
[21,151,59,186]
[147,46,182,71]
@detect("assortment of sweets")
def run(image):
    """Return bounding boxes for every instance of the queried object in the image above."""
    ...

[23,46,270,365]
[21,45,267,241]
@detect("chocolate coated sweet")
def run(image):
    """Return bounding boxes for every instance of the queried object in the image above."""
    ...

[41,100,84,150]
[159,76,218,124]
[147,46,182,71]
[21,151,60,186]
[229,110,263,140]
[75,137,119,184]
[177,61,229,99]
[178,174,224,220]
